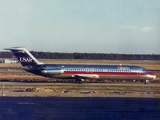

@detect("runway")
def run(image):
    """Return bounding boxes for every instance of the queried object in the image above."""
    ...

[0,81,160,86]
[0,97,159,120]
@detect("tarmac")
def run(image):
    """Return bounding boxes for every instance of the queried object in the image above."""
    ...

[0,97,159,120]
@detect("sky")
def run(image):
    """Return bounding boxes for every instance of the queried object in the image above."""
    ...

[0,0,160,54]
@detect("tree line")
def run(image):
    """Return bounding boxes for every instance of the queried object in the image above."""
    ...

[0,51,160,60]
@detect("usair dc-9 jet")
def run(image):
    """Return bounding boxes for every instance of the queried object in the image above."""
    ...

[5,47,156,84]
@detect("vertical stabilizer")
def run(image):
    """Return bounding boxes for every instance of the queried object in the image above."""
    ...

[5,47,43,66]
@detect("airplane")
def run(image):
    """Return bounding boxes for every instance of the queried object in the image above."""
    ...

[5,47,156,84]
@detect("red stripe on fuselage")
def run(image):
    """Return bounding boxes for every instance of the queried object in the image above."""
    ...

[63,71,150,76]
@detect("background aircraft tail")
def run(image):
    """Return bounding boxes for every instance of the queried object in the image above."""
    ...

[5,47,43,67]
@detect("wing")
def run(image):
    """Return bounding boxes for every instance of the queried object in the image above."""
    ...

[73,74,99,79]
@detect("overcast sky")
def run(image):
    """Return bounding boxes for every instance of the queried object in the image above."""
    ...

[0,0,160,54]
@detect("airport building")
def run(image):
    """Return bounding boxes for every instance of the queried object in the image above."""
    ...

[0,58,18,63]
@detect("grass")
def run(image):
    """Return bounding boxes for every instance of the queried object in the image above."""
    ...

[1,84,160,94]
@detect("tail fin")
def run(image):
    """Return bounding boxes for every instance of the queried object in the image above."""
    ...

[5,47,43,66]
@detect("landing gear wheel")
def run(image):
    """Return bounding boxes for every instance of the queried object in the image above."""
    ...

[75,79,83,84]
[78,81,82,84]
[144,80,149,85]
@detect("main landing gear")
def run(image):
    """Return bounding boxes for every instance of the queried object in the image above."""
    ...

[144,80,149,85]
[75,78,84,84]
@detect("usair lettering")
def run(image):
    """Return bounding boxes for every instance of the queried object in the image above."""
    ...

[19,58,33,62]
